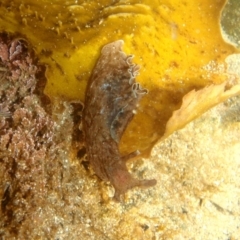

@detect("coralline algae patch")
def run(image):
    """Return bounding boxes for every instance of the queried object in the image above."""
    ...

[0,0,237,155]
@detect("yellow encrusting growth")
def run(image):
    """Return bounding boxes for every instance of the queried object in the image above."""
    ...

[0,0,238,155]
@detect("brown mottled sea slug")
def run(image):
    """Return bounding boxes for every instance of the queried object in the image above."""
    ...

[83,40,156,200]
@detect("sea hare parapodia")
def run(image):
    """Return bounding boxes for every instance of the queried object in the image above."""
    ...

[83,40,156,200]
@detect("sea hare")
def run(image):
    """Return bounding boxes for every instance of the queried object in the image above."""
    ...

[83,40,156,200]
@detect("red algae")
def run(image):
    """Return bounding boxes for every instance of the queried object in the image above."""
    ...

[0,33,76,239]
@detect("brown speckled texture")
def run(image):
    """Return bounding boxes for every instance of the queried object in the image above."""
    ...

[83,40,156,200]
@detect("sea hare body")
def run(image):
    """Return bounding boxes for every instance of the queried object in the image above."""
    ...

[83,40,156,200]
